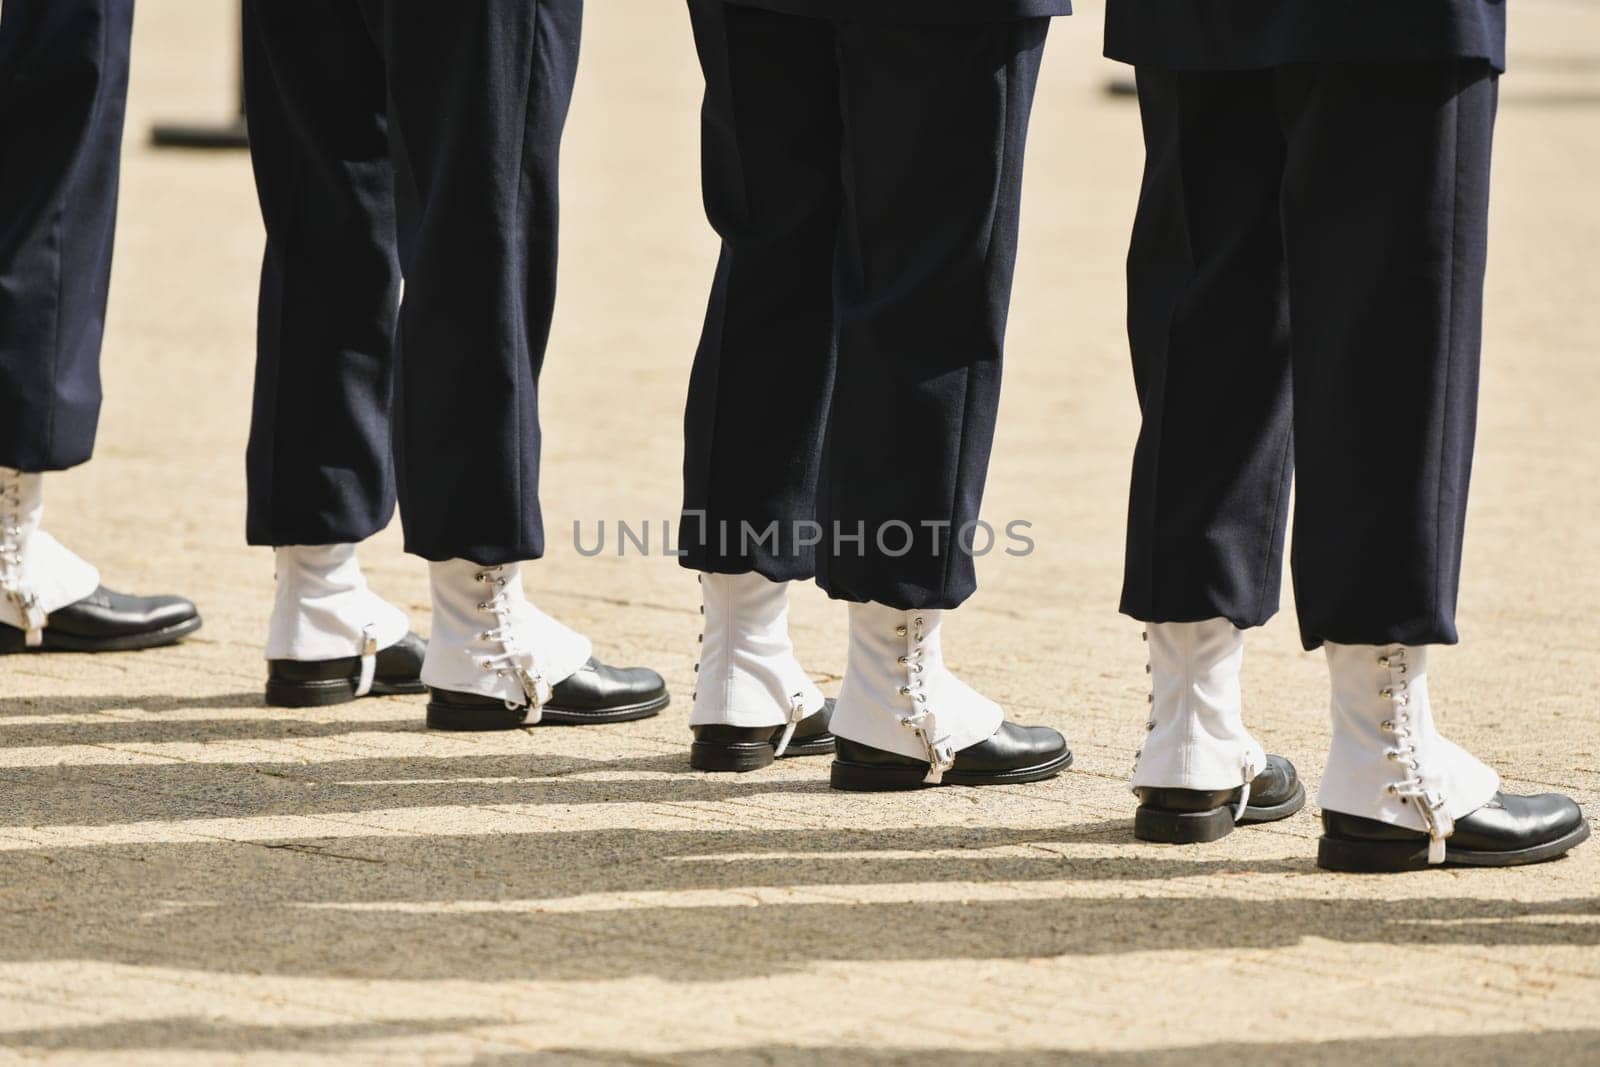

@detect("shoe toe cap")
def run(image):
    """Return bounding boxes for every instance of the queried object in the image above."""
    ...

[555,659,668,708]
[800,697,837,737]
[605,661,667,697]
[145,594,200,628]
[1021,723,1068,755]
[1251,754,1302,807]
[1522,792,1586,838]
[1454,791,1588,851]
[993,721,1069,761]
[60,587,200,635]
[377,632,428,676]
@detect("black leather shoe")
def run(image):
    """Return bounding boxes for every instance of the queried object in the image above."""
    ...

[690,700,836,773]
[266,632,427,708]
[0,586,201,654]
[427,657,669,730]
[1318,791,1590,872]
[830,721,1071,791]
[1134,754,1306,844]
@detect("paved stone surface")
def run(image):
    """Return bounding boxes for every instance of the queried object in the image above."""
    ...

[2,1,1598,1063]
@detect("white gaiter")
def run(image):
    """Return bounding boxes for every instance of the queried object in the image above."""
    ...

[420,559,592,717]
[0,468,100,644]
[830,602,1003,783]
[1131,619,1266,796]
[1321,642,1500,863]
[691,571,825,729]
[265,544,410,662]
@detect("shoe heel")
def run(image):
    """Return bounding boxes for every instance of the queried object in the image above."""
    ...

[426,700,530,731]
[690,741,775,773]
[1316,834,1430,873]
[266,679,358,708]
[829,760,927,792]
[1134,805,1235,844]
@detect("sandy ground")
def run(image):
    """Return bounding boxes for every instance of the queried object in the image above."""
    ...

[2,1,1599,1063]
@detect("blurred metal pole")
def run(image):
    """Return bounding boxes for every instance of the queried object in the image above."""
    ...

[149,8,248,150]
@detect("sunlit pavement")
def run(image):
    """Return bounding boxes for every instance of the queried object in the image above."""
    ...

[2,2,1598,1063]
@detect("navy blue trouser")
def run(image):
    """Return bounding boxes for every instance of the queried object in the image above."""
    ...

[0,0,134,472]
[1121,61,1498,649]
[681,0,1049,610]
[242,0,581,563]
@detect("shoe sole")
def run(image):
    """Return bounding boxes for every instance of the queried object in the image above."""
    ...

[538,692,670,726]
[1135,805,1235,844]
[0,615,203,655]
[1239,782,1308,825]
[266,677,428,709]
[426,691,670,731]
[1317,818,1591,873]
[829,748,1073,792]
[426,699,531,731]
[690,734,836,773]
[1135,782,1307,844]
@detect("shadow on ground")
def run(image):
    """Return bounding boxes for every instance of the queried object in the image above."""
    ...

[1,819,1594,981]
[1,1026,1595,1064]
[0,715,423,746]
[0,1016,492,1053]
[498,1032,1600,1066]
[0,692,267,717]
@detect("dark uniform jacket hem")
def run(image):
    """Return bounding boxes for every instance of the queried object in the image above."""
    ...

[1104,0,1506,73]
[728,0,1072,23]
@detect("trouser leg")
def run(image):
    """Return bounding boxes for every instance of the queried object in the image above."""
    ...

[680,0,841,579]
[1119,67,1294,630]
[242,0,401,546]
[373,0,582,564]
[354,0,610,714]
[824,17,1059,777]
[1280,60,1497,649]
[0,0,133,472]
[1303,62,1583,868]
[1117,71,1299,827]
[1276,60,1503,856]
[819,16,1048,610]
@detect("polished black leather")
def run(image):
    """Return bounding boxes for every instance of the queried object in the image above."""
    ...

[1137,754,1300,812]
[1,585,201,652]
[691,700,836,770]
[831,720,1071,790]
[428,690,515,711]
[693,703,834,747]
[835,722,1067,774]
[268,631,426,686]
[1249,755,1300,808]
[42,586,195,637]
[1323,791,1585,852]
[547,657,667,711]
[427,655,668,729]
[1136,786,1234,813]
